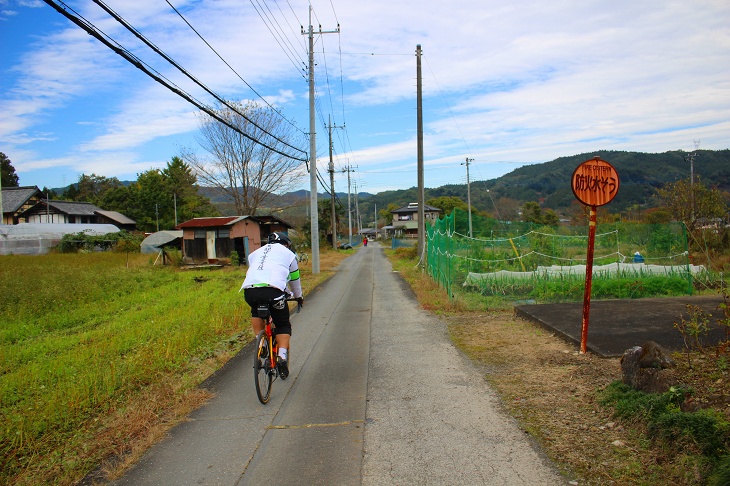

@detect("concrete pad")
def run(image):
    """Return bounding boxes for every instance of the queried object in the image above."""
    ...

[515,295,727,357]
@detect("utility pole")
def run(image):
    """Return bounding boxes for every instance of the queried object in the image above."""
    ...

[302,7,339,273]
[416,44,425,263]
[354,182,361,234]
[685,139,700,221]
[374,203,377,234]
[462,157,473,237]
[343,164,355,245]
[327,115,344,249]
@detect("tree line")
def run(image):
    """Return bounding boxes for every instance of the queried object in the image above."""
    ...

[1,101,307,234]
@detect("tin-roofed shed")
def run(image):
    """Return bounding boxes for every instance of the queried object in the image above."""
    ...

[177,215,293,264]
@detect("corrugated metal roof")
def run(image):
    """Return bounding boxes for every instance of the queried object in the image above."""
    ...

[177,216,247,228]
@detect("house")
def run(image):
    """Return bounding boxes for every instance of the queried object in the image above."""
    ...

[1,186,44,224]
[177,215,293,264]
[389,202,441,238]
[20,200,136,231]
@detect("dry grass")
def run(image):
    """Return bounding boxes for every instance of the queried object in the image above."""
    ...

[87,247,352,484]
[2,248,352,486]
[386,249,730,485]
[94,249,352,484]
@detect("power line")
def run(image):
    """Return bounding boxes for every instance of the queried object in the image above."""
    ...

[43,0,308,162]
[165,0,306,135]
[249,0,307,76]
[94,0,307,156]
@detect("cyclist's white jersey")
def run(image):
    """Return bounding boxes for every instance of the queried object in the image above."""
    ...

[240,243,303,298]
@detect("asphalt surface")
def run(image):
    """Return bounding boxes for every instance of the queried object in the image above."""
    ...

[110,243,568,486]
[516,294,727,357]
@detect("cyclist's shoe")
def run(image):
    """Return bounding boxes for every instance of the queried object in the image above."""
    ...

[277,357,289,380]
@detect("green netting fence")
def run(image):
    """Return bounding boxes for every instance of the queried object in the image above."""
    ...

[427,208,704,303]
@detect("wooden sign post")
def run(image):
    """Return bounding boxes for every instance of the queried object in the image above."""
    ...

[571,157,619,354]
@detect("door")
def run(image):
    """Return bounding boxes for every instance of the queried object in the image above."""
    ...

[206,230,216,260]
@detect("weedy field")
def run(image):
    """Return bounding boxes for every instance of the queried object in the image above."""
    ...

[0,250,349,485]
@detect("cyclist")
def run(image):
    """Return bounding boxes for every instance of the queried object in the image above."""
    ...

[241,232,304,379]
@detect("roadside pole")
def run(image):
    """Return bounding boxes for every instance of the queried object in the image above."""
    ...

[571,157,620,354]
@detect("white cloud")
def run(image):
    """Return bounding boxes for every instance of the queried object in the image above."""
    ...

[3,0,729,191]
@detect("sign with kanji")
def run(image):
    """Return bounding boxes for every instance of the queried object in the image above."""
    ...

[571,157,619,207]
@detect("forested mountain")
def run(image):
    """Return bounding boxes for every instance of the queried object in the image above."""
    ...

[355,149,730,221]
[49,149,728,226]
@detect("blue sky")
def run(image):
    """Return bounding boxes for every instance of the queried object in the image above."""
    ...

[1,0,729,196]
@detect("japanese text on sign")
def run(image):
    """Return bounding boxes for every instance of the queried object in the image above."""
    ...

[571,158,619,207]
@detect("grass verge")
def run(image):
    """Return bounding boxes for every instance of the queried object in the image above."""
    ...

[0,248,350,485]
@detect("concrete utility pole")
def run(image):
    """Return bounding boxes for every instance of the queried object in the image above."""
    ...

[354,182,361,234]
[374,203,377,233]
[685,139,700,221]
[416,44,425,262]
[343,164,355,245]
[462,157,473,238]
[327,115,344,249]
[302,7,339,273]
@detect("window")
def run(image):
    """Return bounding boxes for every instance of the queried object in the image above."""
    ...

[217,228,230,238]
[194,229,206,239]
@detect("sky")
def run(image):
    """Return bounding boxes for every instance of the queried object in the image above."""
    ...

[1,0,729,197]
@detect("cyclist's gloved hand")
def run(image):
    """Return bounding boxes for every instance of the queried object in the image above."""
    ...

[296,297,304,308]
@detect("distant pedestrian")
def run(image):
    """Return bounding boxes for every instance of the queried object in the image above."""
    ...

[363,236,368,247]
[633,251,645,263]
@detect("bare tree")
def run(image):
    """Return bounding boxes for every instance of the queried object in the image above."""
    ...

[182,101,307,216]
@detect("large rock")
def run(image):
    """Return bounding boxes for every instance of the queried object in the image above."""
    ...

[620,341,677,393]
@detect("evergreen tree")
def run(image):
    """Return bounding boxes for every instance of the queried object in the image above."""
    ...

[0,152,20,187]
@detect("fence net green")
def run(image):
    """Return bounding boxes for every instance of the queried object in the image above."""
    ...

[426,208,703,303]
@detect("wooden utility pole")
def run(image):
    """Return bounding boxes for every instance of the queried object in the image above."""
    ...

[416,44,425,262]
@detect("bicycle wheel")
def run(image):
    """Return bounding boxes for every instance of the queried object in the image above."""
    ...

[254,330,273,404]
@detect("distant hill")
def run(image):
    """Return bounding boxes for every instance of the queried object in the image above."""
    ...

[355,149,730,219]
[47,149,728,223]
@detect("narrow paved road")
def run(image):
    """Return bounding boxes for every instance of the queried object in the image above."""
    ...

[112,244,566,485]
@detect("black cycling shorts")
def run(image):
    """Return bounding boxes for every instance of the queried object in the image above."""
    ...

[243,287,292,335]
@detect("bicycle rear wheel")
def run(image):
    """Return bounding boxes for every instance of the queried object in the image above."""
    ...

[254,331,273,404]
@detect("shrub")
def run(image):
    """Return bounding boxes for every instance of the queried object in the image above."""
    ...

[600,381,730,480]
[708,455,730,486]
[395,246,418,259]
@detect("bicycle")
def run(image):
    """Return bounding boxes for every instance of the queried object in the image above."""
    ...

[296,252,309,264]
[253,298,302,404]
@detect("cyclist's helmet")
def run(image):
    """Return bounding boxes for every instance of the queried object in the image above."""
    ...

[267,232,292,248]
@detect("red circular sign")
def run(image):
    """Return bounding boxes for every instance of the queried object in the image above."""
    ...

[571,157,620,207]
